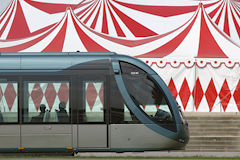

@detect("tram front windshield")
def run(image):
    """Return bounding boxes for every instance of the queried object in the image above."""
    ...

[120,62,176,132]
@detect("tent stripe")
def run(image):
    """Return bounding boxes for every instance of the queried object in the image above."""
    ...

[136,10,198,58]
[82,1,100,24]
[106,1,125,37]
[0,2,15,39]
[90,1,101,29]
[7,0,31,39]
[209,1,223,18]
[230,7,240,39]
[223,3,230,36]
[198,4,227,58]
[109,0,157,37]
[24,0,78,14]
[0,25,56,52]
[71,13,108,52]
[102,2,108,34]
[215,2,225,25]
[76,1,96,17]
[42,14,68,52]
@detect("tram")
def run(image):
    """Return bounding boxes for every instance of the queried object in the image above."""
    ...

[0,52,189,153]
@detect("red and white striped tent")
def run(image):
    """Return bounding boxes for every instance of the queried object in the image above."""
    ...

[141,3,240,112]
[0,0,240,112]
[205,0,240,43]
[74,0,226,38]
[0,7,109,52]
[0,0,61,39]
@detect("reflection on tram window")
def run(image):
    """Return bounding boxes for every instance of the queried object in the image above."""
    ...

[23,82,70,123]
[110,77,140,124]
[82,81,104,123]
[120,62,176,131]
[0,82,18,123]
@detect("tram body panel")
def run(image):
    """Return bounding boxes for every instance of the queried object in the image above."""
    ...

[21,125,72,148]
[110,124,184,149]
[78,125,107,148]
[0,125,20,148]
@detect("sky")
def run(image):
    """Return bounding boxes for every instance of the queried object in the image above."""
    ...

[0,0,11,14]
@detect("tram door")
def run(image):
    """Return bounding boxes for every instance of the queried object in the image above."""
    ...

[77,70,108,148]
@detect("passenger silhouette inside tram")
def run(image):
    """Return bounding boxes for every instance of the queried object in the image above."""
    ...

[31,104,46,123]
[0,110,3,123]
[55,102,69,123]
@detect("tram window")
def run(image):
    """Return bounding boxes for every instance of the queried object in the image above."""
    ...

[82,81,104,123]
[110,76,140,124]
[0,82,18,123]
[120,62,176,131]
[23,81,70,123]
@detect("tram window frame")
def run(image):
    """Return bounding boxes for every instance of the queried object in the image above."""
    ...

[22,76,72,124]
[0,76,20,124]
[76,69,109,124]
[119,61,176,131]
[109,75,140,124]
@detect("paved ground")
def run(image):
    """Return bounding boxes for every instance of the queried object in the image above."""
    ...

[0,158,238,160]
[76,151,240,157]
[0,152,239,160]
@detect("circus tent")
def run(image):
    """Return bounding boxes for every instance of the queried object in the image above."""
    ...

[74,0,221,38]
[205,0,240,43]
[0,8,109,52]
[1,0,239,43]
[1,3,239,58]
[0,0,240,112]
[140,3,240,112]
[0,0,66,40]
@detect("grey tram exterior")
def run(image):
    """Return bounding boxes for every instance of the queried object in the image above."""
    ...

[0,52,189,153]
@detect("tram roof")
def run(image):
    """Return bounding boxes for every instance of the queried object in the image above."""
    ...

[0,52,157,76]
[0,52,117,56]
[0,52,128,70]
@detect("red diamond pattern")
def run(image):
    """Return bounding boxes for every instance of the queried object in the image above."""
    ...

[168,78,178,99]
[58,83,69,104]
[219,79,231,112]
[192,78,204,111]
[233,80,240,111]
[45,83,57,110]
[2,78,239,112]
[4,83,16,111]
[205,79,217,111]
[179,78,191,110]
[30,83,43,111]
[86,83,97,111]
